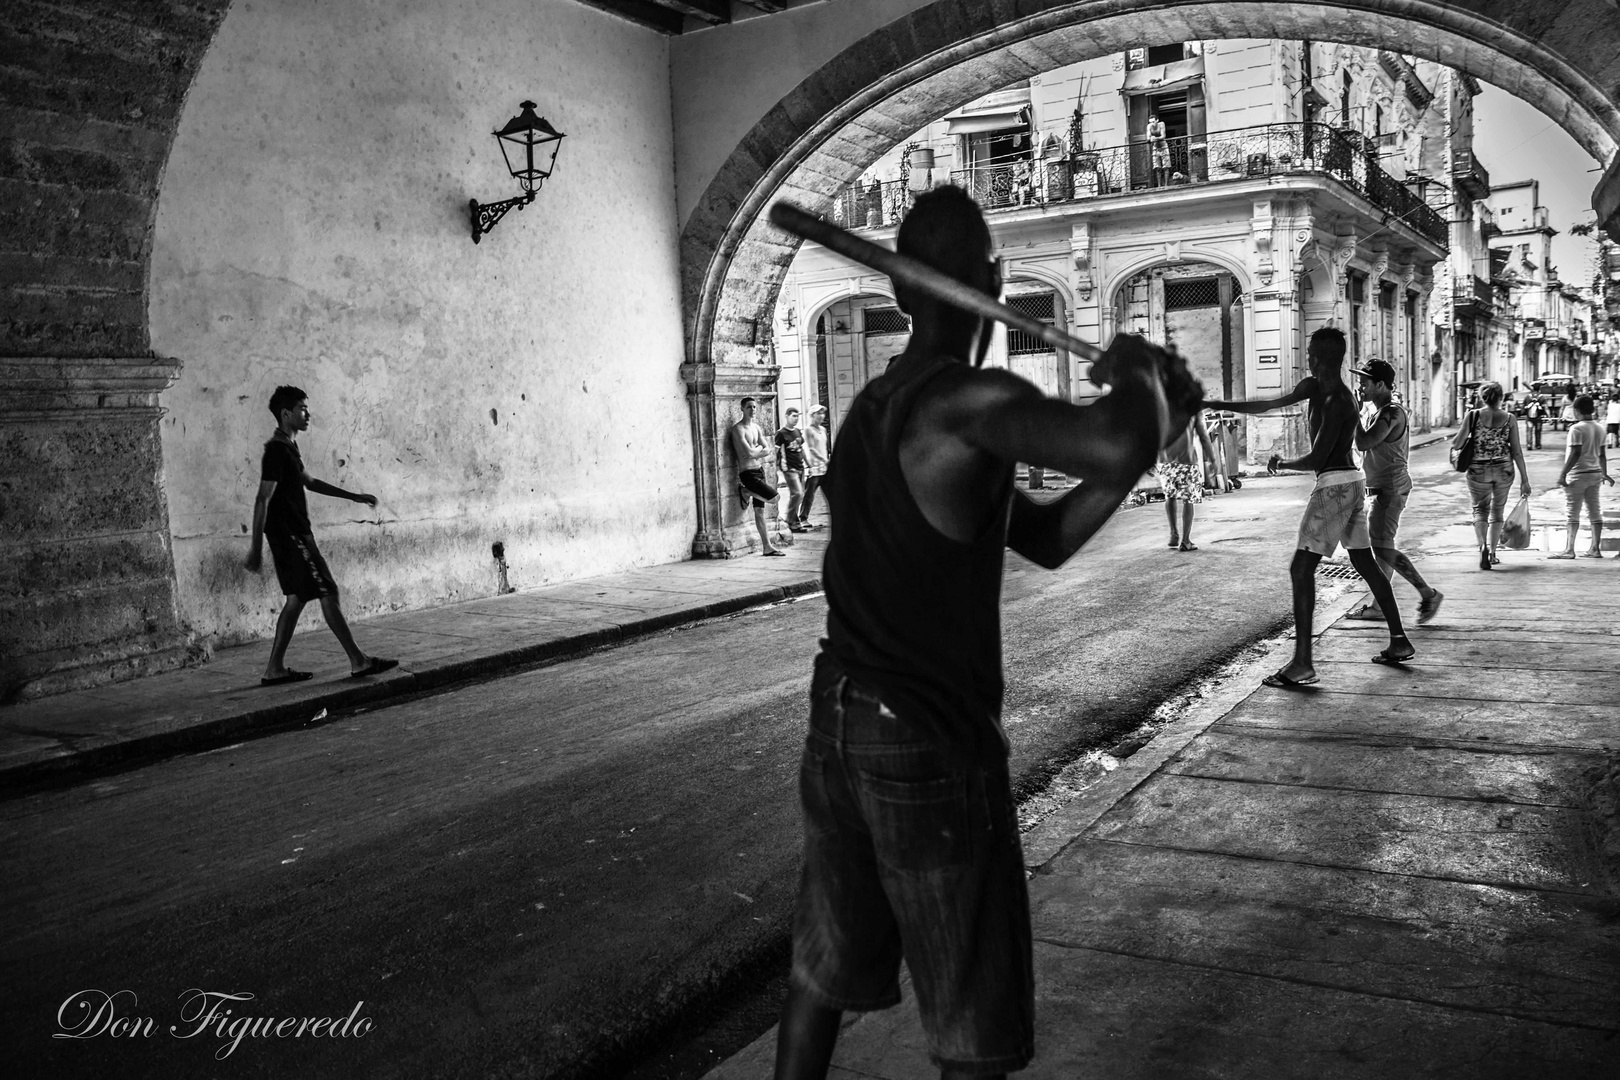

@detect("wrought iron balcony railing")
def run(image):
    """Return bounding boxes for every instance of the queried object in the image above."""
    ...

[828,122,1449,247]
[1452,275,1494,316]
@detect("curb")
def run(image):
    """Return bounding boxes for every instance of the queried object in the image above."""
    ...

[1,577,823,790]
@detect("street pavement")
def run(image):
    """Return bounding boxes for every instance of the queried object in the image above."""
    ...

[705,433,1620,1079]
[5,428,1619,1079]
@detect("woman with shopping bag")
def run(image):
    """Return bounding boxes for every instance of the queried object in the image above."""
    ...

[1452,381,1531,570]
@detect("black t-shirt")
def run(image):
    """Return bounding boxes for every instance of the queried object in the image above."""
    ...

[775,426,806,471]
[261,433,311,536]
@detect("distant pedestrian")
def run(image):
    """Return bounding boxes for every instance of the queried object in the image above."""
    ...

[1606,394,1620,448]
[776,407,809,533]
[1345,360,1444,623]
[1548,395,1612,559]
[1158,411,1224,551]
[1453,381,1531,570]
[730,397,785,556]
[1210,327,1414,686]
[773,186,1201,1080]
[1211,410,1244,488]
[1525,395,1546,450]
[245,386,397,686]
[1147,113,1169,187]
[797,405,829,529]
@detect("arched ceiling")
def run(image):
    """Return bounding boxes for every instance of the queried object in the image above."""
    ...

[681,0,1620,368]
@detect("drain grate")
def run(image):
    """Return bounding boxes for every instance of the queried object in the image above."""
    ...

[1315,560,1362,581]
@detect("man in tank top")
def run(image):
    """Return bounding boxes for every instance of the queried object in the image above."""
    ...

[774,186,1202,1080]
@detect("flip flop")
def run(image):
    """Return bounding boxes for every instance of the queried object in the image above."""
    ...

[1344,604,1386,621]
[260,670,313,687]
[1178,541,1198,551]
[762,549,787,557]
[350,657,399,679]
[1262,670,1318,688]
[1371,648,1414,666]
[1167,537,1180,548]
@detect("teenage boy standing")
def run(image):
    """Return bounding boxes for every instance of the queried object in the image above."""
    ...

[245,385,397,685]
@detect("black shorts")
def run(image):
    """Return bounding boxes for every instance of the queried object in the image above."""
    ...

[738,468,777,508]
[267,533,339,601]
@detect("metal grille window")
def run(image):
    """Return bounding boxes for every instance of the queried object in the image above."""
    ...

[862,307,911,335]
[1005,292,1057,354]
[1164,277,1220,309]
[1380,282,1397,309]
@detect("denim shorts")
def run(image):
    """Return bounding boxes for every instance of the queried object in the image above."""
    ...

[791,654,1034,1074]
[1366,485,1410,549]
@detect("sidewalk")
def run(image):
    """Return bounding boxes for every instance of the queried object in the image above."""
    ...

[0,429,1455,786]
[0,531,829,785]
[705,507,1620,1077]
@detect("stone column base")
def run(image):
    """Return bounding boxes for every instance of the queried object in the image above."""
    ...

[1,356,194,703]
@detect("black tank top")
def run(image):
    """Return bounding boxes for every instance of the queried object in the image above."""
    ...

[821,356,1012,762]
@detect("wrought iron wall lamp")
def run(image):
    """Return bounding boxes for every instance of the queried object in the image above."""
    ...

[470,100,566,244]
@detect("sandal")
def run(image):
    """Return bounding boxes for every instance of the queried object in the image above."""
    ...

[1546,552,1575,560]
[1177,541,1198,552]
[1262,669,1318,688]
[1344,603,1385,621]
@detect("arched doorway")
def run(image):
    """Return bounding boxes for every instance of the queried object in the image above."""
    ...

[678,2,1620,551]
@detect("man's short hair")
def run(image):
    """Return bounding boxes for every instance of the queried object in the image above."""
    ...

[896,186,993,289]
[740,396,756,408]
[1574,393,1595,416]
[268,385,307,420]
[1309,326,1347,365]
[785,407,800,416]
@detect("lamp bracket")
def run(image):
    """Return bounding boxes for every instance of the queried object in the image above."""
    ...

[470,191,536,244]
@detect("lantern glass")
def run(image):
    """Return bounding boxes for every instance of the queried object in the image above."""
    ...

[494,101,566,194]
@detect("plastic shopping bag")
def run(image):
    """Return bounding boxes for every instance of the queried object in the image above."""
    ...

[1502,495,1532,550]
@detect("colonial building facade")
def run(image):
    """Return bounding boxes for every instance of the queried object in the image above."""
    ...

[774,39,1458,462]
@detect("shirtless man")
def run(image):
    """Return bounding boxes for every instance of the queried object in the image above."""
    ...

[1158,410,1225,551]
[729,397,784,556]
[1209,328,1413,687]
[775,186,1200,1080]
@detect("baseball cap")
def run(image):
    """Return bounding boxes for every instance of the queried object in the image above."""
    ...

[1350,359,1396,386]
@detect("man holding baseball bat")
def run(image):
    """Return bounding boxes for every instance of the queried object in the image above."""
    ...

[773,187,1202,1080]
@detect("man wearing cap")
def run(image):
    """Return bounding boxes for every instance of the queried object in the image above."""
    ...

[797,405,829,529]
[1345,359,1444,623]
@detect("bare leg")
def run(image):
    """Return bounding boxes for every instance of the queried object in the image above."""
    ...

[318,595,369,670]
[1348,547,1413,659]
[264,595,306,678]
[1281,549,1322,681]
[1164,498,1180,545]
[1372,546,1433,598]
[754,503,777,553]
[774,980,841,1080]
[1180,501,1195,546]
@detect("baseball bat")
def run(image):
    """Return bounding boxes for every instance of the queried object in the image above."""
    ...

[768,201,1106,363]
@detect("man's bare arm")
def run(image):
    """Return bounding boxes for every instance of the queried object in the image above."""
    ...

[245,480,275,571]
[1355,405,1398,451]
[305,473,376,506]
[1207,379,1314,415]
[1005,479,1136,569]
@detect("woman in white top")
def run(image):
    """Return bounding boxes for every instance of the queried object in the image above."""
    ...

[1453,381,1531,570]
[1549,395,1613,558]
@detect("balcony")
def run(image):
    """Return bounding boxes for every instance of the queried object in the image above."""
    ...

[1451,147,1490,202]
[1452,275,1494,317]
[827,122,1449,248]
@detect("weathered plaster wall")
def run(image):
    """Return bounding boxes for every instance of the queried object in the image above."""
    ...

[149,0,694,645]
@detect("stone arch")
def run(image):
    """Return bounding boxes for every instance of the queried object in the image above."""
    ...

[1099,248,1257,318]
[1002,264,1077,315]
[684,0,1620,381]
